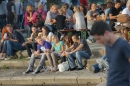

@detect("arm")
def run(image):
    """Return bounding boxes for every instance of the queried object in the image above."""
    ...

[109,14,117,19]
[128,58,130,63]
[60,44,65,53]
[65,45,74,51]
[71,44,84,53]
[50,46,54,53]
[73,14,76,24]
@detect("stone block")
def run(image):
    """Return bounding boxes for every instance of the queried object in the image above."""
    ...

[33,76,55,85]
[77,76,101,85]
[16,50,28,58]
[0,77,12,85]
[55,76,78,85]
[11,76,33,85]
[0,61,12,68]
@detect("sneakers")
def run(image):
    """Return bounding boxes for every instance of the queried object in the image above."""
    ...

[23,70,33,74]
[77,67,84,70]
[32,71,40,74]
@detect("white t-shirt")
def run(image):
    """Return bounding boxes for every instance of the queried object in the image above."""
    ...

[122,8,130,16]
[46,32,54,41]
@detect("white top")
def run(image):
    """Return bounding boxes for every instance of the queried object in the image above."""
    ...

[15,2,23,15]
[0,1,7,15]
[35,0,47,11]
[46,32,54,41]
[122,8,130,16]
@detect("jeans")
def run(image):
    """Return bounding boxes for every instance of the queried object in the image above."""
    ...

[45,24,56,33]
[24,25,31,37]
[68,50,90,68]
[0,42,6,53]
[92,55,107,73]
[27,54,47,72]
[0,18,6,31]
[4,40,25,56]
[25,43,37,57]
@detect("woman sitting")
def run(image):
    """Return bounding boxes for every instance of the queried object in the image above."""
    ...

[22,26,38,58]
[47,35,65,72]
[61,34,74,62]
[38,26,54,43]
[0,27,8,60]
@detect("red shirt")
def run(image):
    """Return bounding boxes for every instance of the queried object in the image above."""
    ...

[80,0,88,7]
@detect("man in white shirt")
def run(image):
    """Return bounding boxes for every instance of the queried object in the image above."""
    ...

[122,1,130,16]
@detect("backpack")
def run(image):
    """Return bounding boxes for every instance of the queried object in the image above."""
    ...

[33,11,45,27]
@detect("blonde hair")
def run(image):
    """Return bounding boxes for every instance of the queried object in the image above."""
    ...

[26,4,33,12]
[58,9,64,15]
[35,36,42,40]
[52,5,58,9]
[38,4,43,10]
[74,6,80,12]
[5,24,13,29]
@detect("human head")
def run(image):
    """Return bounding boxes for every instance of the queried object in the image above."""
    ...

[64,34,73,47]
[73,6,80,12]
[38,4,43,10]
[72,34,79,42]
[26,4,33,13]
[115,0,121,9]
[58,9,64,15]
[50,3,55,10]
[63,3,69,9]
[42,26,50,35]
[80,4,85,11]
[35,36,43,45]
[53,35,59,43]
[51,5,58,13]
[61,6,67,13]
[107,2,113,8]
[31,26,37,33]
[90,21,112,45]
[91,2,97,11]
[5,24,13,33]
[126,1,130,10]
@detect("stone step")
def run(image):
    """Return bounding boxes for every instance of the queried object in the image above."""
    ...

[0,69,106,86]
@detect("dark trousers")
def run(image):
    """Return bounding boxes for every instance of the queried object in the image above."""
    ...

[25,43,37,57]
[0,42,6,53]
[17,14,24,29]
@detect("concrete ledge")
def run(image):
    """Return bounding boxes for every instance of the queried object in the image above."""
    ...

[0,76,106,86]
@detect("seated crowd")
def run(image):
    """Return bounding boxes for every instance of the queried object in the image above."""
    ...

[0,0,130,74]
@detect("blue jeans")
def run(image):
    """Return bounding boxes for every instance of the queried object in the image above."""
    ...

[92,55,107,73]
[24,25,31,37]
[4,40,25,56]
[0,18,6,31]
[45,24,56,33]
[68,50,90,68]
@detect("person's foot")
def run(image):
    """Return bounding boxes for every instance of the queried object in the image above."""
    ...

[69,67,77,71]
[23,70,33,74]
[77,67,84,70]
[32,71,40,74]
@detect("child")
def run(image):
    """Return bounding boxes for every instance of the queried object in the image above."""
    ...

[55,9,66,40]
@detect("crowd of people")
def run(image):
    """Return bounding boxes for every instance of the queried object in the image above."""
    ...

[0,0,129,77]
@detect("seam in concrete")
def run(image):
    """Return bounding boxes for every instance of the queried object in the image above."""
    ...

[76,77,79,86]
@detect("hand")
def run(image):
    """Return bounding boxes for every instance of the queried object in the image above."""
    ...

[4,37,9,40]
[61,52,65,57]
[64,52,70,56]
[93,13,98,16]
[34,51,39,55]
[22,43,26,46]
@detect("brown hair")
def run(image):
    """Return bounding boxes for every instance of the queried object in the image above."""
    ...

[107,2,112,8]
[2,27,8,38]
[50,3,55,9]
[63,3,69,9]
[74,6,80,12]
[58,9,64,15]
[64,34,73,47]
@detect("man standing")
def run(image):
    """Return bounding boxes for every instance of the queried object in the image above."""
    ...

[7,0,16,24]
[90,20,130,86]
